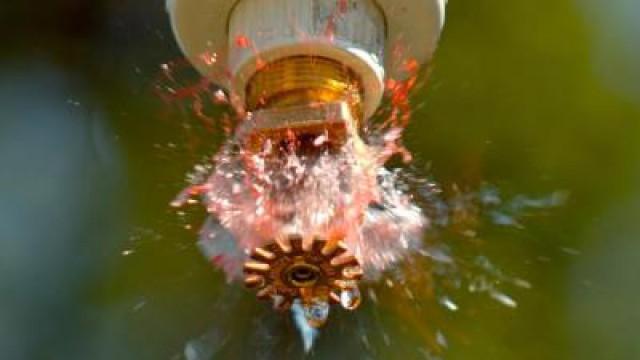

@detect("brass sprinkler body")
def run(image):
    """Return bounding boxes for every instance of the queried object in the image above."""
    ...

[238,56,366,323]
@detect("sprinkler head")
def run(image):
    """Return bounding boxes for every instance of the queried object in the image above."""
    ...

[167,0,446,331]
[243,234,363,325]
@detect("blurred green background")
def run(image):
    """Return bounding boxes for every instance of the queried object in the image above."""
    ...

[1,1,639,359]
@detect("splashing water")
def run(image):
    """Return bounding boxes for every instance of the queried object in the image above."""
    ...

[290,299,323,352]
[171,123,427,280]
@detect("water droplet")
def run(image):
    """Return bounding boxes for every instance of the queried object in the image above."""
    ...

[303,300,330,328]
[340,285,362,310]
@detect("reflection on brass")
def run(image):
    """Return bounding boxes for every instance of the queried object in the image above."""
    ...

[243,235,363,317]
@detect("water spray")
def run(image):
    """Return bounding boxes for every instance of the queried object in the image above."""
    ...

[167,0,445,335]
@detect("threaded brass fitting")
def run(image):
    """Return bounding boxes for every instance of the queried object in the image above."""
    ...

[246,56,364,121]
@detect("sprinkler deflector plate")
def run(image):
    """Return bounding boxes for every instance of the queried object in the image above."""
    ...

[243,235,363,314]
